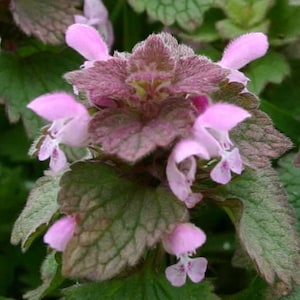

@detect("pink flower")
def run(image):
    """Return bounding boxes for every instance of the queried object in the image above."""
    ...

[218,32,268,85]
[74,0,114,48]
[166,103,250,203]
[166,255,208,287]
[27,92,90,172]
[162,223,206,256]
[166,139,209,208]
[162,223,208,287]
[66,23,110,68]
[44,216,76,251]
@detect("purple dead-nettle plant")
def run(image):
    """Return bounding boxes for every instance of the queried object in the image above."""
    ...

[26,24,269,286]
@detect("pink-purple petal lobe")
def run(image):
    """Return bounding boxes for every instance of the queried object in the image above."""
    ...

[66,23,109,61]
[210,158,232,184]
[187,257,208,283]
[195,103,251,131]
[49,146,68,173]
[43,216,76,251]
[219,32,269,70]
[227,148,243,174]
[27,92,87,121]
[165,262,187,287]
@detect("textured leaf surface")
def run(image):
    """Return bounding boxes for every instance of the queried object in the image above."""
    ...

[217,168,300,285]
[10,175,60,252]
[89,99,194,162]
[127,0,215,31]
[0,50,80,137]
[10,0,80,44]
[247,51,290,95]
[212,82,293,168]
[63,270,219,300]
[59,162,187,281]
[278,153,300,233]
[23,252,63,300]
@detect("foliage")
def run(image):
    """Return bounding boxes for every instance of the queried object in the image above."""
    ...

[2,0,300,299]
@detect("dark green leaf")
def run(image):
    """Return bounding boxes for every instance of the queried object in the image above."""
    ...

[247,51,291,95]
[59,162,187,281]
[23,251,64,300]
[0,49,81,137]
[277,153,300,233]
[216,168,300,285]
[11,175,60,251]
[63,269,219,300]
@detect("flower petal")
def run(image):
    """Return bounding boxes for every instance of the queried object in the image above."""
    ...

[165,262,187,287]
[173,138,210,163]
[195,103,251,131]
[187,257,208,283]
[27,92,88,122]
[162,223,206,256]
[210,157,232,184]
[49,146,68,173]
[66,23,109,61]
[44,216,76,251]
[38,135,56,161]
[219,32,268,70]
[83,0,108,23]
[227,148,243,175]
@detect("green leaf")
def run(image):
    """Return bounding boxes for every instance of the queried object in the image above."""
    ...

[23,251,64,300]
[127,0,216,31]
[246,51,291,95]
[269,0,300,45]
[10,175,60,251]
[216,168,300,285]
[216,19,269,40]
[220,0,274,28]
[63,268,219,300]
[10,0,80,44]
[277,153,300,234]
[0,49,81,137]
[58,162,187,281]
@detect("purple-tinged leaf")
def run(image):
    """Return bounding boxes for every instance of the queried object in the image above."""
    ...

[89,98,195,162]
[169,56,229,95]
[65,58,134,102]
[58,162,187,281]
[10,0,81,44]
[216,167,300,286]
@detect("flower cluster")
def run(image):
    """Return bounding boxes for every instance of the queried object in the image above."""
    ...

[27,22,268,287]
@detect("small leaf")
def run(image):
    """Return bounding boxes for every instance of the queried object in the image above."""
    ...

[58,162,187,281]
[247,51,291,95]
[0,49,81,137]
[23,251,64,300]
[216,19,270,40]
[10,0,81,44]
[220,0,274,28]
[63,269,219,300]
[89,98,194,162]
[277,153,300,234]
[127,0,215,31]
[11,175,60,251]
[216,168,300,285]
